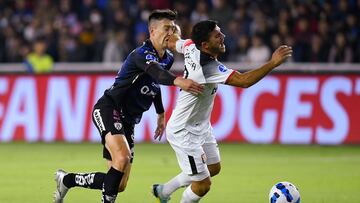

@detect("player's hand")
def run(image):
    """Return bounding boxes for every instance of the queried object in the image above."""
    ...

[270,45,292,68]
[174,77,204,95]
[154,113,165,141]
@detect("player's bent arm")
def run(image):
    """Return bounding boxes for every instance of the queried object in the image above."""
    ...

[144,62,204,94]
[226,45,292,88]
[167,24,182,52]
[167,34,181,53]
[145,62,177,85]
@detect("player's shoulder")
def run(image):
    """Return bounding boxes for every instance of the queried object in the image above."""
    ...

[200,52,230,74]
[134,40,157,58]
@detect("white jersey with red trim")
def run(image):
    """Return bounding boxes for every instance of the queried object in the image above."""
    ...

[167,39,235,135]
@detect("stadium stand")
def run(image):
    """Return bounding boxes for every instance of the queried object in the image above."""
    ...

[0,0,359,65]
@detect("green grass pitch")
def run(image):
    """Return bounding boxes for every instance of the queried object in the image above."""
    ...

[0,142,359,203]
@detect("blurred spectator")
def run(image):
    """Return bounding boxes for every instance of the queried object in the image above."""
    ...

[190,0,209,23]
[234,35,249,62]
[293,18,312,61]
[25,37,54,73]
[103,29,131,62]
[310,34,329,62]
[328,33,353,63]
[247,34,271,63]
[209,0,233,32]
[270,34,282,52]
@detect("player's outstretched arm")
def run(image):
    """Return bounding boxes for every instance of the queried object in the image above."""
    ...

[226,45,292,88]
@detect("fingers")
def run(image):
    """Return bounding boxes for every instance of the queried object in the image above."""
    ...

[189,84,204,95]
[278,45,293,56]
[154,133,163,141]
[275,45,292,60]
[154,128,164,141]
[181,79,204,95]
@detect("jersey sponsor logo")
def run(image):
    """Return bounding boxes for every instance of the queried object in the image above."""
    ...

[93,109,106,132]
[114,122,122,131]
[140,85,157,96]
[218,64,228,72]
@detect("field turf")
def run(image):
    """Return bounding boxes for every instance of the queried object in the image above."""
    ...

[0,142,359,203]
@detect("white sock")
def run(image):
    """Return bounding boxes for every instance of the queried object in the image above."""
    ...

[180,185,201,203]
[162,172,191,197]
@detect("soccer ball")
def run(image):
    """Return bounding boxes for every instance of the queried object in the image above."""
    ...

[269,181,300,203]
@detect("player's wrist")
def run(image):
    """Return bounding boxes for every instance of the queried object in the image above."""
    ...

[267,60,278,69]
[173,77,182,86]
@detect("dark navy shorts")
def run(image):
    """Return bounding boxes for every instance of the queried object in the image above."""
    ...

[92,97,134,162]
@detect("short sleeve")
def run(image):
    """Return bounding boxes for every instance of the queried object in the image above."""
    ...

[176,39,194,54]
[203,61,235,84]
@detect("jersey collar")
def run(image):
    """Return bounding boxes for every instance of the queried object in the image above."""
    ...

[144,39,168,60]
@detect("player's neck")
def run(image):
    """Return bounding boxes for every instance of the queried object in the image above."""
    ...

[201,49,218,60]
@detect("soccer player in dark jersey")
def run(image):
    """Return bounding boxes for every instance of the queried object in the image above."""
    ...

[53,9,203,203]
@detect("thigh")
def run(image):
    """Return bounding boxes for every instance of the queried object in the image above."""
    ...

[202,142,220,165]
[92,104,125,140]
[168,130,210,180]
[92,103,135,161]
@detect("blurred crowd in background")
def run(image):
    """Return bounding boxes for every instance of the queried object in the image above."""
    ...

[0,0,359,66]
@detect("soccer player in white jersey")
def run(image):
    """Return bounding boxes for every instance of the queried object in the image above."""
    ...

[152,20,292,203]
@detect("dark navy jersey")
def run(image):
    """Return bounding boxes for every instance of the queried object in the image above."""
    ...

[103,39,174,124]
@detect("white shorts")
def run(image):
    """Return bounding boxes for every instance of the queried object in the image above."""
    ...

[166,127,220,181]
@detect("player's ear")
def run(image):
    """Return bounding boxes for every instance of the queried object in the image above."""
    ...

[201,41,209,50]
[148,21,157,36]
[149,25,154,36]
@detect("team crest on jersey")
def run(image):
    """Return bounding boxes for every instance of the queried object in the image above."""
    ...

[114,122,122,131]
[146,54,157,61]
[218,64,228,72]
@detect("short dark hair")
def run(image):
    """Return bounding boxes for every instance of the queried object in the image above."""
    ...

[148,9,177,23]
[191,20,217,48]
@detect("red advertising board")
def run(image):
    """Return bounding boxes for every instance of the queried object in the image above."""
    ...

[0,74,359,144]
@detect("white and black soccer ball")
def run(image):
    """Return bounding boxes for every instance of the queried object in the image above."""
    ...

[269,181,300,203]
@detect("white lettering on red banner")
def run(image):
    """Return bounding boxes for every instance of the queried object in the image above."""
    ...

[0,74,359,144]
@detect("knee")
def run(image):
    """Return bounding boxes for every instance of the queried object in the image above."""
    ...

[209,165,221,177]
[202,178,212,193]
[112,153,131,171]
[118,183,127,193]
[193,178,212,196]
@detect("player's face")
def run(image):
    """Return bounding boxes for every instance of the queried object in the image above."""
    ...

[150,19,176,50]
[206,25,226,55]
